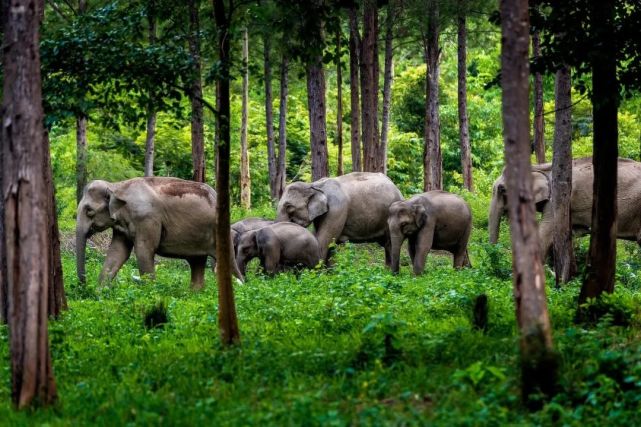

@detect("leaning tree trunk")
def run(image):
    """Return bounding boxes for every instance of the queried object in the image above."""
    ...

[500,0,557,406]
[2,0,58,407]
[240,27,251,209]
[75,114,88,203]
[307,59,329,181]
[423,0,442,191]
[532,31,545,163]
[264,34,277,200]
[360,0,381,172]
[579,0,618,305]
[336,27,344,176]
[144,0,157,177]
[276,55,289,198]
[458,1,473,191]
[348,6,362,172]
[213,0,240,346]
[380,0,394,175]
[551,65,576,285]
[189,0,205,183]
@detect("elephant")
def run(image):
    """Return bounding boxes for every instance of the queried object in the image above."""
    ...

[276,172,403,263]
[488,157,641,258]
[388,191,472,275]
[76,177,243,289]
[235,222,320,276]
[231,217,274,255]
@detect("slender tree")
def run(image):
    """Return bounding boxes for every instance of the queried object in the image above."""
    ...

[500,0,557,405]
[240,27,251,209]
[532,30,546,163]
[189,0,205,182]
[551,65,576,285]
[458,0,473,191]
[348,5,361,172]
[213,0,240,345]
[2,0,58,407]
[276,55,289,197]
[0,115,5,324]
[380,0,395,175]
[360,0,381,172]
[423,0,442,190]
[263,34,278,199]
[336,27,344,176]
[75,0,88,203]
[144,0,157,177]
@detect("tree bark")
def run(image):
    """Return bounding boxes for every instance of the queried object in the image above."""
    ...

[0,103,5,325]
[75,115,88,203]
[532,31,545,163]
[276,55,289,198]
[458,1,473,191]
[307,59,329,181]
[336,27,344,176]
[189,0,205,183]
[579,0,618,305]
[2,0,58,407]
[264,34,277,199]
[360,0,381,172]
[500,0,557,406]
[551,66,576,285]
[380,0,394,175]
[144,0,157,177]
[348,6,361,172]
[423,0,442,191]
[213,0,240,346]
[240,27,251,209]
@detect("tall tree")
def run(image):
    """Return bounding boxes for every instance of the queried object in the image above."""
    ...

[380,0,395,175]
[457,0,473,191]
[423,0,442,190]
[189,0,205,182]
[144,0,157,177]
[360,0,381,172]
[276,55,289,197]
[336,27,344,176]
[2,0,58,407]
[240,27,251,209]
[551,65,576,285]
[213,0,240,345]
[75,0,88,203]
[532,30,546,163]
[263,34,278,200]
[579,0,619,304]
[500,0,557,405]
[348,5,361,172]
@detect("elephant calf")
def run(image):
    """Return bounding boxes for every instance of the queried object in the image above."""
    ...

[388,191,472,275]
[235,223,320,276]
[231,217,274,255]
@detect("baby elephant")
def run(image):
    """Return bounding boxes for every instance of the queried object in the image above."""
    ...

[388,191,472,275]
[236,222,320,276]
[231,217,274,255]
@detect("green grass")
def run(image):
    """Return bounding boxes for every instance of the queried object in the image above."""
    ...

[2,226,641,426]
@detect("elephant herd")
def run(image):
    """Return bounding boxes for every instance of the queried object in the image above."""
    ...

[76,156,640,288]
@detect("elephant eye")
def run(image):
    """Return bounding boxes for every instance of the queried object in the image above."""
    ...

[86,207,96,218]
[286,205,295,214]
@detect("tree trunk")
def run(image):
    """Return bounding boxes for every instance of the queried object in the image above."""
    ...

[75,115,88,203]
[579,0,618,305]
[423,0,442,191]
[0,108,5,324]
[360,0,381,172]
[551,66,576,285]
[213,0,240,346]
[144,0,157,177]
[240,27,251,209]
[348,6,361,172]
[336,27,344,176]
[532,31,545,163]
[264,34,277,199]
[500,0,557,406]
[307,59,329,181]
[276,55,289,198]
[189,0,205,183]
[2,0,58,407]
[458,1,473,191]
[380,0,394,175]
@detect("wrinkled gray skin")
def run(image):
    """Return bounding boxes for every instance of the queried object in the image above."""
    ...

[76,177,243,288]
[276,172,403,263]
[489,157,641,258]
[235,222,320,275]
[231,217,274,256]
[388,191,472,275]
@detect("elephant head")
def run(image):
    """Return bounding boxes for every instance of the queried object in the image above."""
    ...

[276,182,328,227]
[387,200,427,273]
[235,230,260,276]
[75,180,116,283]
[488,169,550,244]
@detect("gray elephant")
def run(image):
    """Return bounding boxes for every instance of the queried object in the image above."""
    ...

[231,217,273,255]
[235,222,320,275]
[488,157,641,258]
[76,177,243,288]
[388,191,472,275]
[276,172,403,263]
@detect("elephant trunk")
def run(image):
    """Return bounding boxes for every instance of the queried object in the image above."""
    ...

[230,241,245,282]
[76,217,90,284]
[389,228,404,274]
[275,211,289,223]
[488,196,503,245]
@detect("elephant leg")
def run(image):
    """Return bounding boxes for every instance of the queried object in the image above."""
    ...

[381,234,392,267]
[315,211,347,264]
[413,221,435,275]
[98,232,133,285]
[538,206,554,261]
[454,223,472,269]
[133,220,161,279]
[187,256,207,290]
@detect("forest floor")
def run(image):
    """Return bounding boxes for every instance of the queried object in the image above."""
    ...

[2,225,641,426]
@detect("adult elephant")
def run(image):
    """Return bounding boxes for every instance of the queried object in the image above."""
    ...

[76,177,243,288]
[276,172,403,263]
[488,157,641,258]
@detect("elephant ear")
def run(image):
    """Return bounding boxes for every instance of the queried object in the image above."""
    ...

[532,171,550,204]
[107,189,127,219]
[308,188,329,221]
[412,204,427,228]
